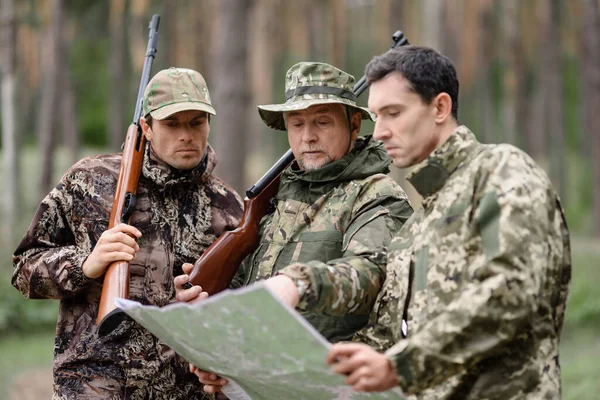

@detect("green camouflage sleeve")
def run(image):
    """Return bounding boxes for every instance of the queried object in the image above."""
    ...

[12,173,95,299]
[385,149,565,394]
[280,195,413,316]
[230,256,249,289]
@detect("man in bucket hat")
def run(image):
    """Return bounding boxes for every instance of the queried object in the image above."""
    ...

[13,67,243,399]
[175,62,413,394]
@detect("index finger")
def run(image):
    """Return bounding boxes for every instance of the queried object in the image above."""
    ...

[326,343,366,364]
[174,274,190,290]
[112,223,142,238]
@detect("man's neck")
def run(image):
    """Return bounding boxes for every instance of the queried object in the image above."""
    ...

[433,120,459,152]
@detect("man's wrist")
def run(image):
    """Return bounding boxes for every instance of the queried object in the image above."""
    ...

[277,265,313,309]
[384,340,413,393]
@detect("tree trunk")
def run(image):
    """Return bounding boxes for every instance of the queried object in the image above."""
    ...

[59,18,79,164]
[581,0,600,236]
[309,0,326,61]
[1,0,19,244]
[527,1,548,165]
[38,0,63,199]
[478,0,496,144]
[544,0,565,200]
[248,0,278,183]
[129,0,150,96]
[421,0,442,49]
[331,0,346,68]
[192,0,215,78]
[501,0,519,146]
[108,0,126,151]
[211,0,252,194]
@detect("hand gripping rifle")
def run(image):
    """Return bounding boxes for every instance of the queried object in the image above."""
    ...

[185,30,409,294]
[97,15,160,336]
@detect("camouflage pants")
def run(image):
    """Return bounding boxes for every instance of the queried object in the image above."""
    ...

[51,324,209,400]
[51,361,210,400]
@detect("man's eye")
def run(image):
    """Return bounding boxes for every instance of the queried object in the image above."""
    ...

[388,111,400,117]
[317,120,330,125]
[167,122,178,127]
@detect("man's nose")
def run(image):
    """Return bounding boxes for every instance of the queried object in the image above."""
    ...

[301,125,318,142]
[179,127,193,142]
[373,121,390,141]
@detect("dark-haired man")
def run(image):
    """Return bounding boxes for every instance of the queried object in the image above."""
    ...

[327,45,571,400]
[13,67,242,399]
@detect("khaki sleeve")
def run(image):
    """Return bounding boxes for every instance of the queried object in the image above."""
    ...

[280,195,413,316]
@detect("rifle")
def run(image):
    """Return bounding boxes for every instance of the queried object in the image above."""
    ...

[97,15,160,336]
[186,30,409,293]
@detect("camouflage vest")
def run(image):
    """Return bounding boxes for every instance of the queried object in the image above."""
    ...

[237,136,406,342]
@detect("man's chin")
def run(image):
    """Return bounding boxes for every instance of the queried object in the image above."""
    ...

[170,158,202,171]
[300,160,329,171]
[299,155,333,171]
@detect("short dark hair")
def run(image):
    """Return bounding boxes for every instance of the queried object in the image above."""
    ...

[144,114,154,127]
[366,45,459,120]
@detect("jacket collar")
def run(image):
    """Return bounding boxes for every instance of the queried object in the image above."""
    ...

[407,125,481,198]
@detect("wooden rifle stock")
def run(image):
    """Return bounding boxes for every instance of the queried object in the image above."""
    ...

[186,30,409,295]
[97,15,160,336]
[97,124,145,333]
[188,167,283,293]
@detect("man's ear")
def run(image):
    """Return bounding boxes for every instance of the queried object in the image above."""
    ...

[140,117,152,141]
[350,111,362,141]
[434,93,452,124]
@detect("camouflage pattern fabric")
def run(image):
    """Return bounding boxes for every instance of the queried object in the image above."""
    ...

[13,143,243,400]
[352,126,571,399]
[231,136,413,342]
[257,62,373,131]
[143,67,216,119]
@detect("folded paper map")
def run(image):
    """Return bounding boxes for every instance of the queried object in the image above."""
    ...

[116,283,405,400]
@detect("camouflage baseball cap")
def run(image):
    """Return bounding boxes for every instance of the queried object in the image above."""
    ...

[258,62,373,131]
[142,67,216,120]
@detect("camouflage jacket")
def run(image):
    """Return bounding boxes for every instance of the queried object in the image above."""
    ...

[12,144,243,400]
[232,136,413,342]
[353,126,571,399]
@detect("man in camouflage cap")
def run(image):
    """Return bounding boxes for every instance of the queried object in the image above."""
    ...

[13,67,243,399]
[175,61,413,394]
[326,46,572,399]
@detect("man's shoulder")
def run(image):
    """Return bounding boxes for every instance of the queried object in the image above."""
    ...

[346,173,409,203]
[474,143,540,172]
[462,143,561,215]
[470,143,552,188]
[203,174,244,213]
[66,153,122,178]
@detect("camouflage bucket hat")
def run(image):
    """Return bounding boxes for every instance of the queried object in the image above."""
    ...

[142,67,216,119]
[258,62,373,131]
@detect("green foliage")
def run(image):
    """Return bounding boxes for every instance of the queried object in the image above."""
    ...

[70,38,109,147]
[561,237,600,399]
[563,238,600,328]
[563,152,594,234]
[0,264,58,336]
[0,330,55,396]
[563,56,582,152]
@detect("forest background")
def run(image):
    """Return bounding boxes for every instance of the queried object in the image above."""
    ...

[1,0,598,398]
